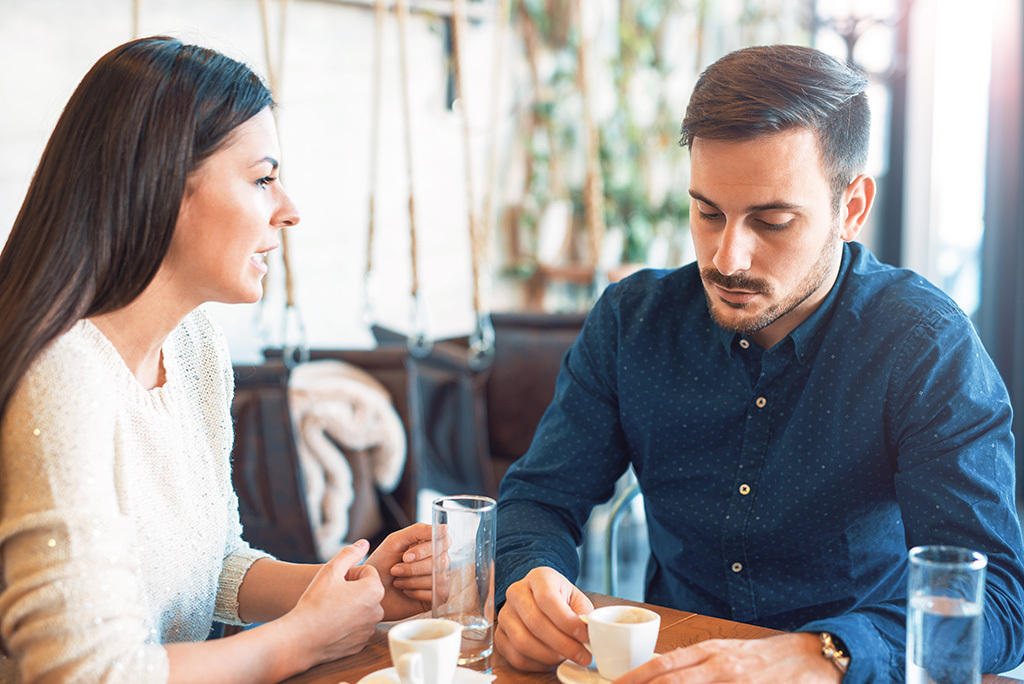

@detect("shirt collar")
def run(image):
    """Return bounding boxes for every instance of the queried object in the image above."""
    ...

[713,243,854,363]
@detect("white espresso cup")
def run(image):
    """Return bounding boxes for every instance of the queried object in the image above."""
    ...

[388,618,462,684]
[580,606,661,680]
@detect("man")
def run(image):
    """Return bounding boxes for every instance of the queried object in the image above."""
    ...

[494,45,1024,683]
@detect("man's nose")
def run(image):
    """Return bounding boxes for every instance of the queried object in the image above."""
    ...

[712,220,754,276]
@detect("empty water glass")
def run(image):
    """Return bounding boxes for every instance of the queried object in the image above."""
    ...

[431,495,496,671]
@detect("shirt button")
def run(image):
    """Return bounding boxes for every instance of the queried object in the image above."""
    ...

[739,339,750,349]
[755,396,767,408]
[732,562,743,573]
[739,483,751,495]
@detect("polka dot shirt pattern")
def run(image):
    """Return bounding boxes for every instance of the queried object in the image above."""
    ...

[496,243,1024,683]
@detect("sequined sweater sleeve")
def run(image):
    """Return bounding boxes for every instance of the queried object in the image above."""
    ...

[196,310,277,625]
[0,310,272,684]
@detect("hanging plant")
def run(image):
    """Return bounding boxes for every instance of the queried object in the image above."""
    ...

[506,0,812,277]
[511,0,692,273]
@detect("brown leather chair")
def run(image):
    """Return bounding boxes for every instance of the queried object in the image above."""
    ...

[486,312,587,486]
[231,362,320,564]
[231,347,414,564]
[229,312,586,564]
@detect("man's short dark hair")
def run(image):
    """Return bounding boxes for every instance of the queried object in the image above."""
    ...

[681,44,871,212]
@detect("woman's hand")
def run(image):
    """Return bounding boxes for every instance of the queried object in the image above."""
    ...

[361,523,434,621]
[166,543,385,684]
[284,540,385,666]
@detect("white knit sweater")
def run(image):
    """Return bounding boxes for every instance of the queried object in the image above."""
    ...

[0,309,272,684]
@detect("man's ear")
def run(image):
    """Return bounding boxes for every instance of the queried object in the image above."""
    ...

[839,174,876,242]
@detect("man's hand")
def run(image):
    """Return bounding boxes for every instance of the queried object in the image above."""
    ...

[615,633,842,684]
[360,523,433,621]
[495,567,595,671]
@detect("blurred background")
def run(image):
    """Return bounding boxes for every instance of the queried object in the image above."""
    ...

[1,0,1022,606]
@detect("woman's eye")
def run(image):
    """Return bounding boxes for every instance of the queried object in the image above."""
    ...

[696,208,722,222]
[256,176,276,188]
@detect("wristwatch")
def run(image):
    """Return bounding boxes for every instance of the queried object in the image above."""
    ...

[820,632,850,674]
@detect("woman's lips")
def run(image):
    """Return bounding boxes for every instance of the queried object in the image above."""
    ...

[250,252,269,275]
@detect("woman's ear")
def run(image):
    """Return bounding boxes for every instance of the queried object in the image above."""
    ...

[840,174,876,242]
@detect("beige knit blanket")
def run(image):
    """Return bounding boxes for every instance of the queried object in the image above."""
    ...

[287,360,406,560]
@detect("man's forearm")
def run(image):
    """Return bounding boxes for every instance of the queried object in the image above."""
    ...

[495,501,584,604]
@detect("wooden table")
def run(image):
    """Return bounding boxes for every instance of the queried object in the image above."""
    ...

[282,593,1023,683]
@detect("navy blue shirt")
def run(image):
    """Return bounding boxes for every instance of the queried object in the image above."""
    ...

[496,242,1024,683]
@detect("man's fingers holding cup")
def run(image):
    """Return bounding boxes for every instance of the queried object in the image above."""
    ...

[524,569,591,644]
[495,617,567,671]
[504,593,589,665]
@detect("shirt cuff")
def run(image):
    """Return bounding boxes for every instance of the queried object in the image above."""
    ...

[214,546,275,625]
[496,558,567,607]
[799,612,900,683]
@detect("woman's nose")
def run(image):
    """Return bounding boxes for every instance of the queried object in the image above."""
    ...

[274,184,300,228]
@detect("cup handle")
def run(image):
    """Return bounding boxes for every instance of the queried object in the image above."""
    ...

[578,613,593,654]
[396,652,424,684]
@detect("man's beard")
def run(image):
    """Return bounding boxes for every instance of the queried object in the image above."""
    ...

[701,225,840,336]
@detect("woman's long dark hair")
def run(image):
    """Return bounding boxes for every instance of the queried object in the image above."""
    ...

[0,36,273,419]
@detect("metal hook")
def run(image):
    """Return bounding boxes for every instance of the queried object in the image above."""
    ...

[468,311,495,371]
[407,293,433,358]
[281,304,310,369]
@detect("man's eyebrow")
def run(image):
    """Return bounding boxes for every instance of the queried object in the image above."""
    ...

[688,190,718,208]
[252,156,279,169]
[689,190,803,213]
[747,200,803,213]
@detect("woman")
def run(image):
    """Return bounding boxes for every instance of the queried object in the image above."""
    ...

[0,37,431,683]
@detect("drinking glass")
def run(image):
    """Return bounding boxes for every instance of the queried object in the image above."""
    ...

[431,495,496,670]
[906,545,987,684]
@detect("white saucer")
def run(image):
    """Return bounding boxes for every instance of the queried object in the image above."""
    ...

[356,666,495,684]
[556,660,609,684]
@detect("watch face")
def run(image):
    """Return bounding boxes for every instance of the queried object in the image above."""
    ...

[820,633,850,672]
